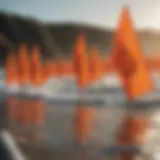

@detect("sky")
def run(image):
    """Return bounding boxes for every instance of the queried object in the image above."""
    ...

[0,0,160,29]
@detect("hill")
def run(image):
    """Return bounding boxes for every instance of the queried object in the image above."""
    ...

[0,11,160,65]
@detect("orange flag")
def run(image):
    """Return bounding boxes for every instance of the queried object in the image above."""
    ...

[18,44,30,86]
[111,7,153,100]
[73,34,89,89]
[89,48,102,82]
[30,46,43,87]
[6,53,19,85]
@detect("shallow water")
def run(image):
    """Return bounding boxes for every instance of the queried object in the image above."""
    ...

[1,73,160,159]
[2,90,159,160]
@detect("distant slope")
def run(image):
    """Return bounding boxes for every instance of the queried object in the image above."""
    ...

[0,11,160,65]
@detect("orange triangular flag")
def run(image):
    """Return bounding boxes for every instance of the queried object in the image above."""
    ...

[73,34,89,89]
[6,53,19,85]
[89,48,102,82]
[18,44,30,86]
[30,46,43,87]
[111,6,153,99]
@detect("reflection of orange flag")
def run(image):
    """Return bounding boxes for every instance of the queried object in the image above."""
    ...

[6,53,19,85]
[73,34,89,89]
[30,100,44,141]
[89,48,102,82]
[30,46,43,87]
[7,97,20,124]
[117,115,149,160]
[18,44,30,86]
[19,99,32,127]
[74,106,93,143]
[31,100,44,127]
[112,7,153,99]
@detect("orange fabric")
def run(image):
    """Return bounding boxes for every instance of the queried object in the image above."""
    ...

[89,48,102,82]
[111,7,153,100]
[6,53,19,85]
[73,34,89,89]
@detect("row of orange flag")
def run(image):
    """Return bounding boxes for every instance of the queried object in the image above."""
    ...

[6,7,159,100]
[6,7,152,157]
[6,43,114,87]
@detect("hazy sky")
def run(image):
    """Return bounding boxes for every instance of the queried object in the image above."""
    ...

[0,0,160,29]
